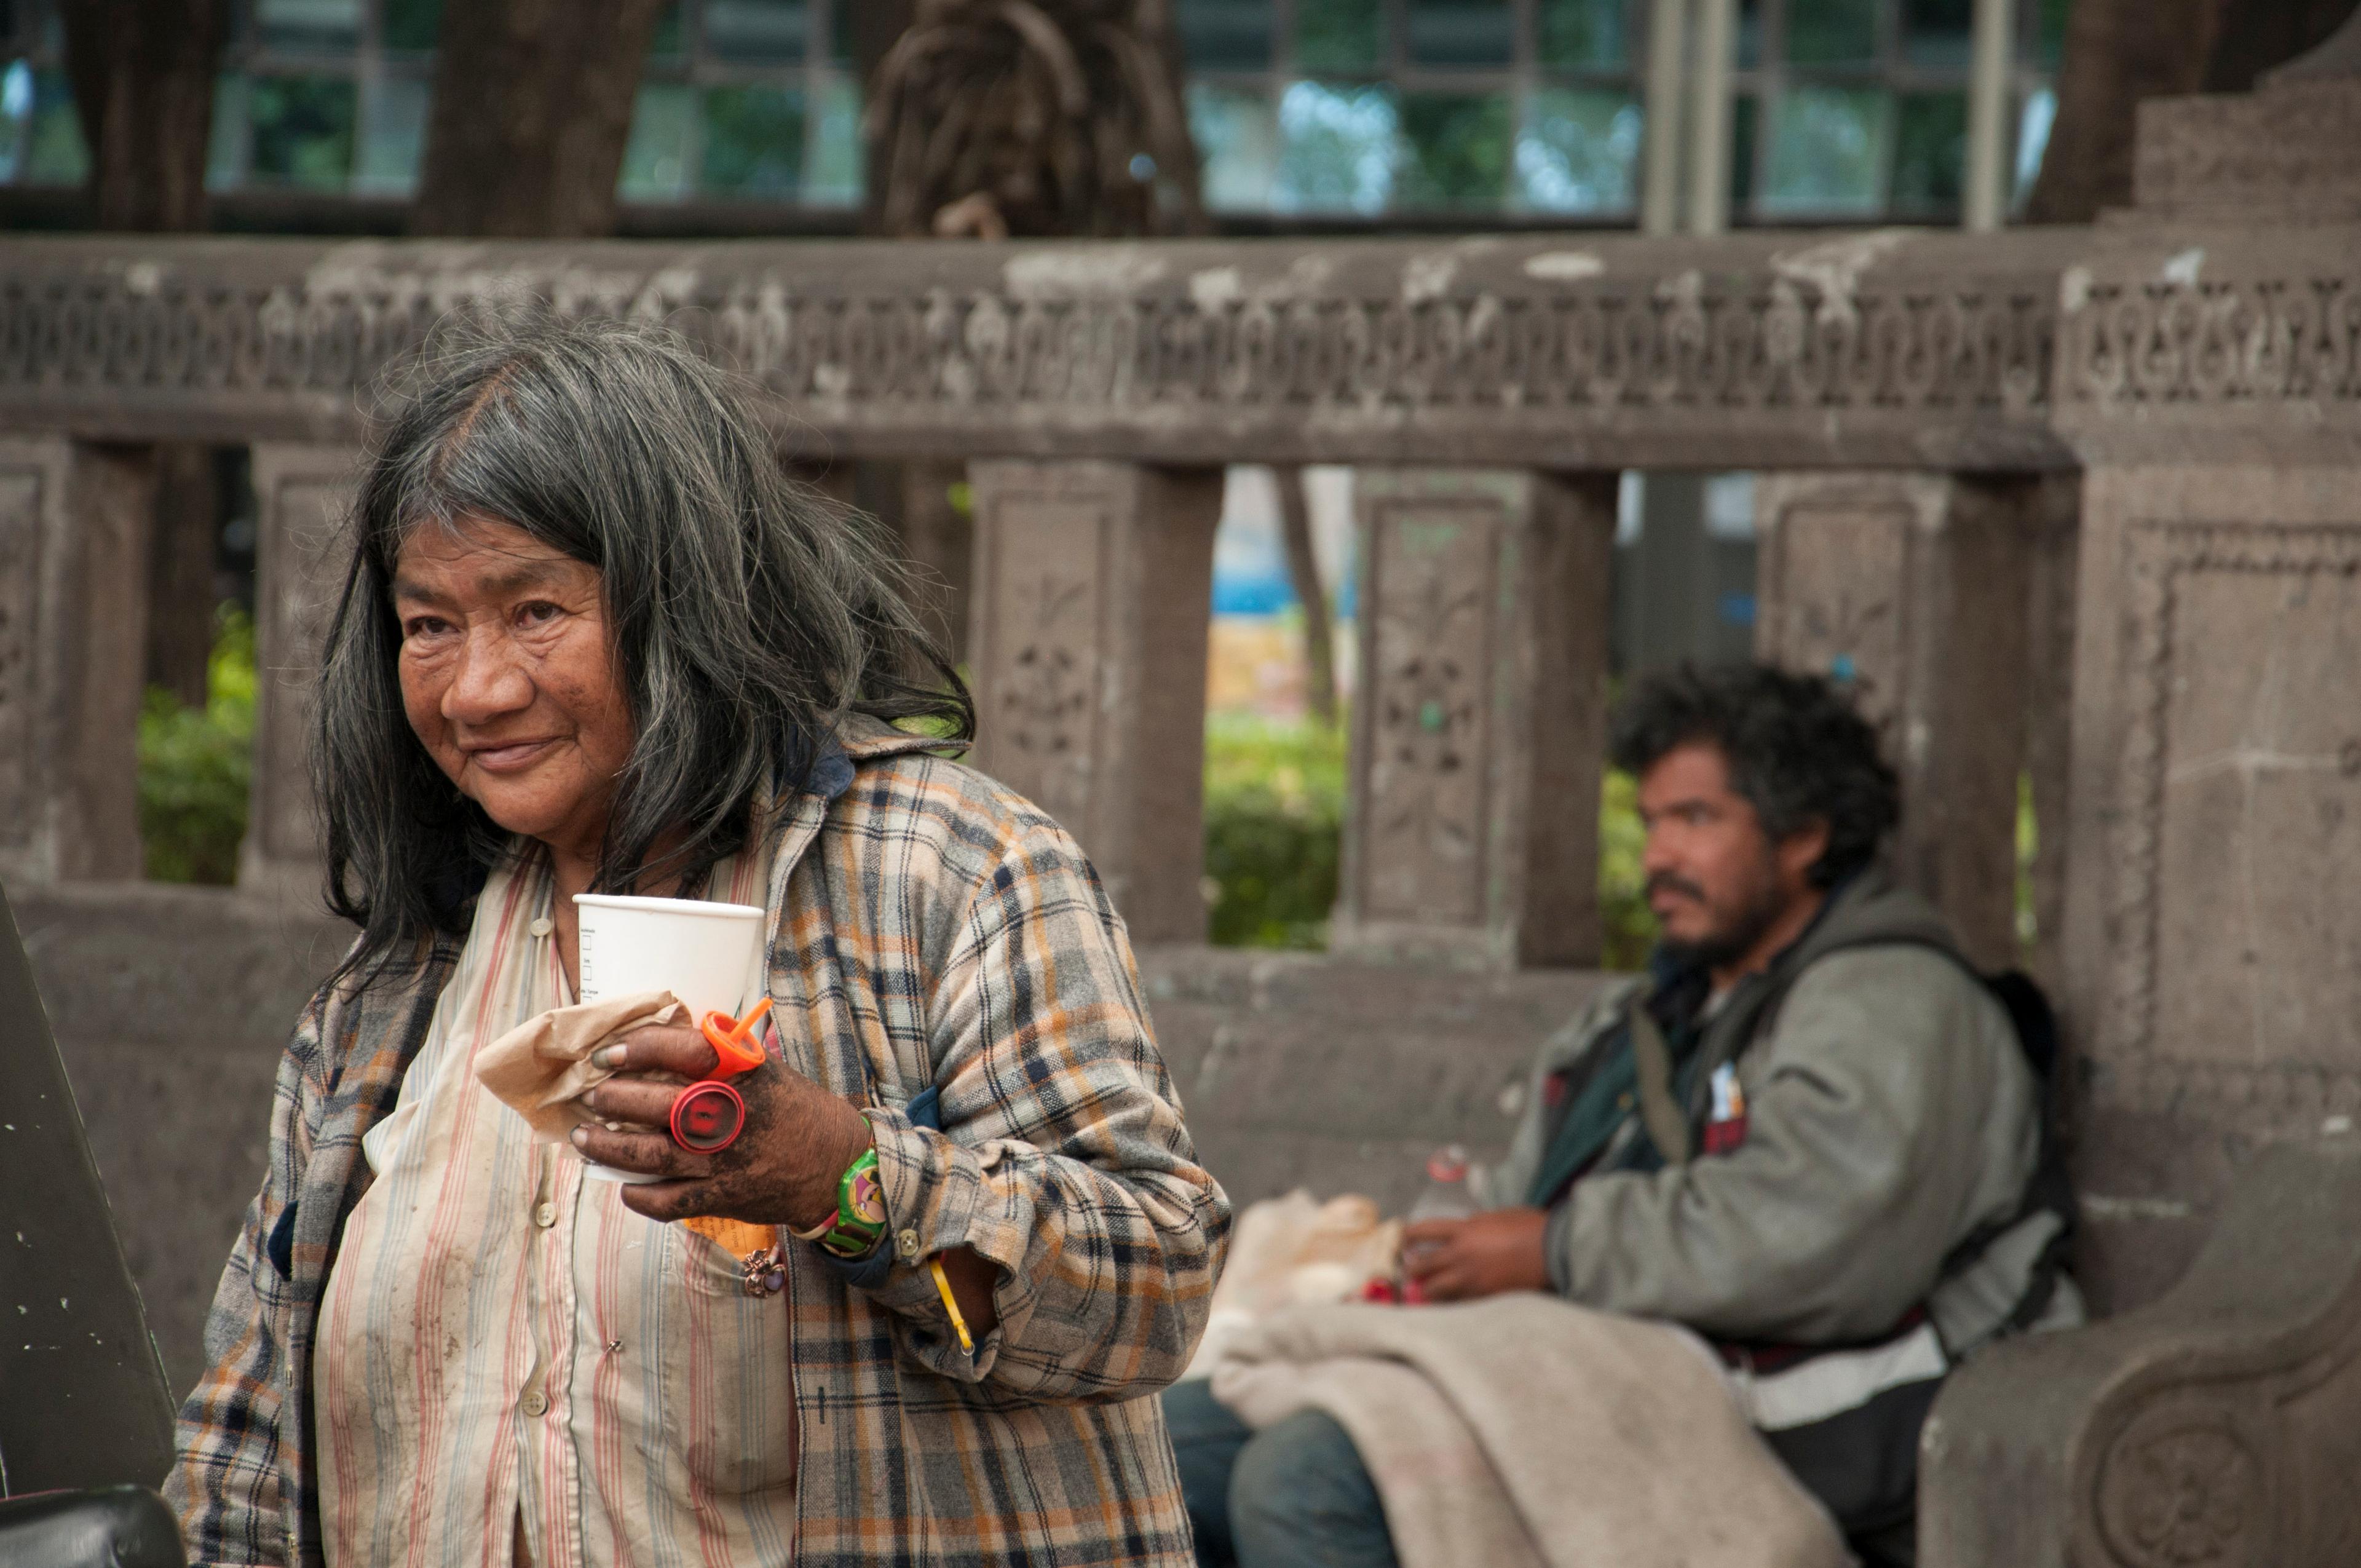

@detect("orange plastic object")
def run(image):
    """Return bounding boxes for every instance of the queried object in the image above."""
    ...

[698,995,773,1079]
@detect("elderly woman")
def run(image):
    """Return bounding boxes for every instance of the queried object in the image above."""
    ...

[165,320,1228,1567]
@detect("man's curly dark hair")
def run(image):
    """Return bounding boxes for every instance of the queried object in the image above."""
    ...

[1609,663,1900,889]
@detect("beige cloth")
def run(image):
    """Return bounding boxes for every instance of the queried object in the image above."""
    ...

[1184,1190,1402,1380]
[1207,1294,1848,1568]
[473,988,687,1140]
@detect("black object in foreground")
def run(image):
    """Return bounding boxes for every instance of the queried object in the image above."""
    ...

[0,879,178,1495]
[0,1486,184,1567]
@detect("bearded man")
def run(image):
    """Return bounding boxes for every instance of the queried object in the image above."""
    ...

[1168,663,2080,1568]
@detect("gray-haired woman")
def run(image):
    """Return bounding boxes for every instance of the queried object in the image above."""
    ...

[165,319,1228,1567]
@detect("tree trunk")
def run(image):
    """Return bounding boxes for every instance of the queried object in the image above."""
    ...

[61,0,227,232]
[409,0,671,238]
[2027,0,2360,224]
[1274,467,1337,725]
[61,0,228,707]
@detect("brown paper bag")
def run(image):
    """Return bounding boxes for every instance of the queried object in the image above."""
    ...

[474,989,687,1141]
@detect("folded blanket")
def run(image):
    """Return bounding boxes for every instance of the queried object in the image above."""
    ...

[1207,1295,1848,1568]
[473,989,687,1141]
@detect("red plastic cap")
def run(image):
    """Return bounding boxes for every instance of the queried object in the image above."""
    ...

[1425,1145,1469,1183]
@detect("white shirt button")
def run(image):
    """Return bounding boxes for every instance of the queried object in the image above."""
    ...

[521,1388,549,1418]
[529,917,554,938]
[897,1229,921,1259]
[534,1202,558,1229]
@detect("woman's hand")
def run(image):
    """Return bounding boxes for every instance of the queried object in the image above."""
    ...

[572,1023,874,1230]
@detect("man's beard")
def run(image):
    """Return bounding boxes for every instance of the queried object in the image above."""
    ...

[1651,866,1789,973]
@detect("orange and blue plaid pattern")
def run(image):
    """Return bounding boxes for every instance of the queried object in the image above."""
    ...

[165,722,1231,1567]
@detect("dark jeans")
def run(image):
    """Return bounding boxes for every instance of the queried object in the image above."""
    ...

[1163,1379,1399,1568]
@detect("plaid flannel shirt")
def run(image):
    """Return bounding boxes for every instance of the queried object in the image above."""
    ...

[165,721,1231,1567]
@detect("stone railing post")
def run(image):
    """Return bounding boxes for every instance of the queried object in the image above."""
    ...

[964,459,1222,944]
[1754,471,2052,972]
[1334,469,1618,970]
[0,437,155,884]
[240,443,363,894]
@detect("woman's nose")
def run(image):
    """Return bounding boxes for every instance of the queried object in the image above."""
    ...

[442,628,534,723]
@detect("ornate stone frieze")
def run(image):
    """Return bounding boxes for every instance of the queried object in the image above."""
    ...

[0,236,2066,465]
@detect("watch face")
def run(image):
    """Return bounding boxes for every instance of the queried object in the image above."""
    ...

[848,1165,886,1227]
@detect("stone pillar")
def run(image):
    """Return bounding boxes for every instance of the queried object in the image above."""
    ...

[1754,470,2039,973]
[1334,469,1617,970]
[240,443,363,893]
[0,437,156,884]
[965,459,1222,943]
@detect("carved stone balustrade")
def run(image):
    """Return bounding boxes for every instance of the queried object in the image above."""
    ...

[1921,1135,2361,1568]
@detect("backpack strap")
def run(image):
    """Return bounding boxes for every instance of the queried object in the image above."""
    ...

[1626,999,1692,1166]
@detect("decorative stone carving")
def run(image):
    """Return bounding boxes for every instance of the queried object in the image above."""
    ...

[1755,473,2044,972]
[965,459,1221,943]
[0,234,2067,470]
[1336,469,1616,970]
[241,443,361,891]
[2103,521,2361,1083]
[0,437,152,885]
[1921,1137,2361,1568]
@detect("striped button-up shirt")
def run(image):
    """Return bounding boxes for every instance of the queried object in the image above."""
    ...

[167,721,1228,1567]
[316,838,795,1568]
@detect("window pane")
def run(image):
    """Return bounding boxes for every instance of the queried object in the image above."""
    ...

[703,0,807,65]
[381,0,440,52]
[1179,0,1273,69]
[0,59,30,181]
[1297,0,1383,72]
[354,71,428,195]
[1902,0,1972,68]
[25,64,81,183]
[1737,0,1762,67]
[253,0,360,50]
[2014,85,2054,202]
[1190,82,1279,211]
[1540,0,1629,69]
[1785,0,1877,65]
[806,69,861,205]
[248,74,356,189]
[1275,79,1399,214]
[205,73,245,189]
[649,2,686,61]
[1398,90,1511,208]
[2030,0,2068,69]
[700,83,803,197]
[1729,91,1756,208]
[619,81,694,200]
[1760,85,1889,215]
[1890,89,1964,214]
[829,0,855,67]
[1513,89,1639,213]
[1406,0,1514,68]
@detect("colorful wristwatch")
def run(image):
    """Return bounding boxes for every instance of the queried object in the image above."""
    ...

[789,1146,887,1259]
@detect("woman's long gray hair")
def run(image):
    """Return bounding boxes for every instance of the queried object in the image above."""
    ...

[315,316,972,981]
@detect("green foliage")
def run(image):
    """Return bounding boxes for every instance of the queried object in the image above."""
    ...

[247,75,357,189]
[1398,91,1514,210]
[1599,768,1655,972]
[1203,716,1348,950]
[1203,718,1659,969]
[138,609,256,886]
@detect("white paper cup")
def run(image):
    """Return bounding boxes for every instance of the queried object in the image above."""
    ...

[572,893,767,1182]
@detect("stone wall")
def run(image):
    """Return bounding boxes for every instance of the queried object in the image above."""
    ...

[16,884,1603,1396]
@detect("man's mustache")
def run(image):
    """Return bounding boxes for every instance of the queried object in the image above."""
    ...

[1646,872,1707,905]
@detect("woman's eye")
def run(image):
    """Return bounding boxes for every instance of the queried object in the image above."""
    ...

[518,601,563,626]
[401,616,448,639]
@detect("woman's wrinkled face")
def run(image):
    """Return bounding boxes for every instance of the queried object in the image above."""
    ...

[392,514,633,857]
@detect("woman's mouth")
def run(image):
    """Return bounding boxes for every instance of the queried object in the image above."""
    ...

[465,738,558,774]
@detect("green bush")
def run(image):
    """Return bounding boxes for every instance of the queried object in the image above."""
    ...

[138,608,256,885]
[1201,716,1659,970]
[1202,715,1348,949]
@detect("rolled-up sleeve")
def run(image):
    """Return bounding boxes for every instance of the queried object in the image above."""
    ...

[861,822,1230,1400]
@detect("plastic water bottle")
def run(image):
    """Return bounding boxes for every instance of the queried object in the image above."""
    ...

[1407,1144,1479,1224]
